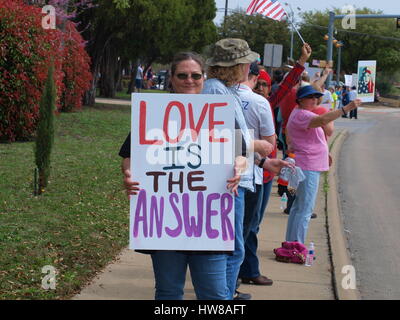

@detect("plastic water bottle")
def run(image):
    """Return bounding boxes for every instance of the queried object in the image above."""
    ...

[305,242,315,267]
[280,193,288,210]
[277,153,296,186]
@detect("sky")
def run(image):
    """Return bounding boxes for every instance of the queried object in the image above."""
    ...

[214,0,400,25]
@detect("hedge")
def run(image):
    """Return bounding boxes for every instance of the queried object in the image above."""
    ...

[0,0,92,142]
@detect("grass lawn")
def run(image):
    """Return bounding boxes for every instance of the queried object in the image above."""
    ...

[0,103,131,299]
[110,89,166,101]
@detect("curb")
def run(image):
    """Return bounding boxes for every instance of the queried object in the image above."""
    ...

[325,129,361,300]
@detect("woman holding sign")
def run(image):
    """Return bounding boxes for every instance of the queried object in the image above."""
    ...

[119,52,244,300]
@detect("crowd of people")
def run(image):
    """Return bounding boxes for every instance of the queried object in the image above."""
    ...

[119,38,362,300]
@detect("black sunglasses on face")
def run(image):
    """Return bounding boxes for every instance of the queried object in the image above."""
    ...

[176,73,203,80]
[303,94,320,99]
[256,82,269,89]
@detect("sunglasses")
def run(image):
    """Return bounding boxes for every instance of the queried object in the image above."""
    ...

[255,82,270,89]
[176,73,203,80]
[303,94,320,99]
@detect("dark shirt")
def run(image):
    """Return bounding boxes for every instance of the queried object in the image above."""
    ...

[342,91,349,106]
[119,132,130,158]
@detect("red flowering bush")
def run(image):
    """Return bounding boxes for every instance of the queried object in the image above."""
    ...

[60,21,92,112]
[0,0,92,142]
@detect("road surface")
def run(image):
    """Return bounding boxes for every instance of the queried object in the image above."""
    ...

[336,105,400,299]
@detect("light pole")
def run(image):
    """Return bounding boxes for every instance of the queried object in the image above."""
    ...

[223,0,229,36]
[336,41,344,86]
[325,34,343,86]
[284,3,301,61]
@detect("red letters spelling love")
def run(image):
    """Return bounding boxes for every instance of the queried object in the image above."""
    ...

[139,100,229,145]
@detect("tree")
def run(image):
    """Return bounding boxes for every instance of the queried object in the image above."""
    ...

[217,10,291,64]
[76,0,217,102]
[35,65,56,195]
[299,8,400,93]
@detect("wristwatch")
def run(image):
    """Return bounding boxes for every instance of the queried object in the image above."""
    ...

[258,158,266,168]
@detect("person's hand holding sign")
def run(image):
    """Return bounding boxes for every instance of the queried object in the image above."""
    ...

[121,158,140,197]
[227,156,247,196]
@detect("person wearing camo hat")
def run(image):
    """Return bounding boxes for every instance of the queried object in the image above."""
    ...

[203,38,292,300]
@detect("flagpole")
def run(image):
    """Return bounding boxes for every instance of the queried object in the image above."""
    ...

[289,20,305,44]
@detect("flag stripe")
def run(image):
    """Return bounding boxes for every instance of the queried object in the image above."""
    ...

[261,3,276,15]
[263,3,280,16]
[246,0,258,14]
[272,8,285,19]
[255,0,269,12]
[247,0,287,21]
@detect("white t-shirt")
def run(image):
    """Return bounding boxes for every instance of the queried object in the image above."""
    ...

[136,66,143,80]
[320,89,333,110]
[349,89,357,101]
[237,84,275,185]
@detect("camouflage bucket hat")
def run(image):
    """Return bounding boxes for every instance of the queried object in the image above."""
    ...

[207,38,260,67]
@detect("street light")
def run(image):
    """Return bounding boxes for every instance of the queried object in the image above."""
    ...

[284,3,301,60]
[223,0,229,36]
[335,41,344,86]
[324,34,343,86]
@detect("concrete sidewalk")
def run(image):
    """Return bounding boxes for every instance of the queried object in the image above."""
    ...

[73,129,359,300]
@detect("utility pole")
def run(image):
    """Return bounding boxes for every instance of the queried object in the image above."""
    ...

[336,42,343,86]
[223,0,229,36]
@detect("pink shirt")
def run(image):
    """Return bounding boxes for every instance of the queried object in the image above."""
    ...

[287,107,329,171]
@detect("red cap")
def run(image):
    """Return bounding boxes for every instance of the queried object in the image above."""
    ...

[258,69,271,86]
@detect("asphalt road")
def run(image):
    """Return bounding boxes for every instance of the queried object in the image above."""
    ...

[336,106,400,300]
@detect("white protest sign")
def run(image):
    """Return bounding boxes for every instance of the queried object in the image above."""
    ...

[130,93,236,251]
[356,61,377,102]
[352,73,358,87]
[344,75,353,87]
[306,66,323,82]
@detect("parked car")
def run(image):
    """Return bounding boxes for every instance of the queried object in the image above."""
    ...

[156,70,168,89]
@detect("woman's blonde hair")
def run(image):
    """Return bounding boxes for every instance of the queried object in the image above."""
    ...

[207,64,244,87]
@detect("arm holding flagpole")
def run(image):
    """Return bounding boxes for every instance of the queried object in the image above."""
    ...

[268,42,312,108]
[298,43,312,66]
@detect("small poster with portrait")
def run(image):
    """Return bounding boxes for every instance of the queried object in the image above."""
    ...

[357,61,377,102]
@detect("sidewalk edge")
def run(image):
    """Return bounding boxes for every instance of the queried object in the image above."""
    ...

[326,129,361,300]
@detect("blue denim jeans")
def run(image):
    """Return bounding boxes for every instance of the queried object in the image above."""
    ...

[285,170,321,244]
[239,180,273,278]
[242,184,264,242]
[151,251,228,300]
[226,186,246,299]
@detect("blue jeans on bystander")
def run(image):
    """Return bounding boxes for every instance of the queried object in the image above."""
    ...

[239,180,273,278]
[226,186,246,299]
[285,170,321,244]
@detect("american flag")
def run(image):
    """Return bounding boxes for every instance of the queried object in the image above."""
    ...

[246,0,287,21]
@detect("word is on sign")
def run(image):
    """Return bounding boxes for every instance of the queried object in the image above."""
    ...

[129,93,236,251]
